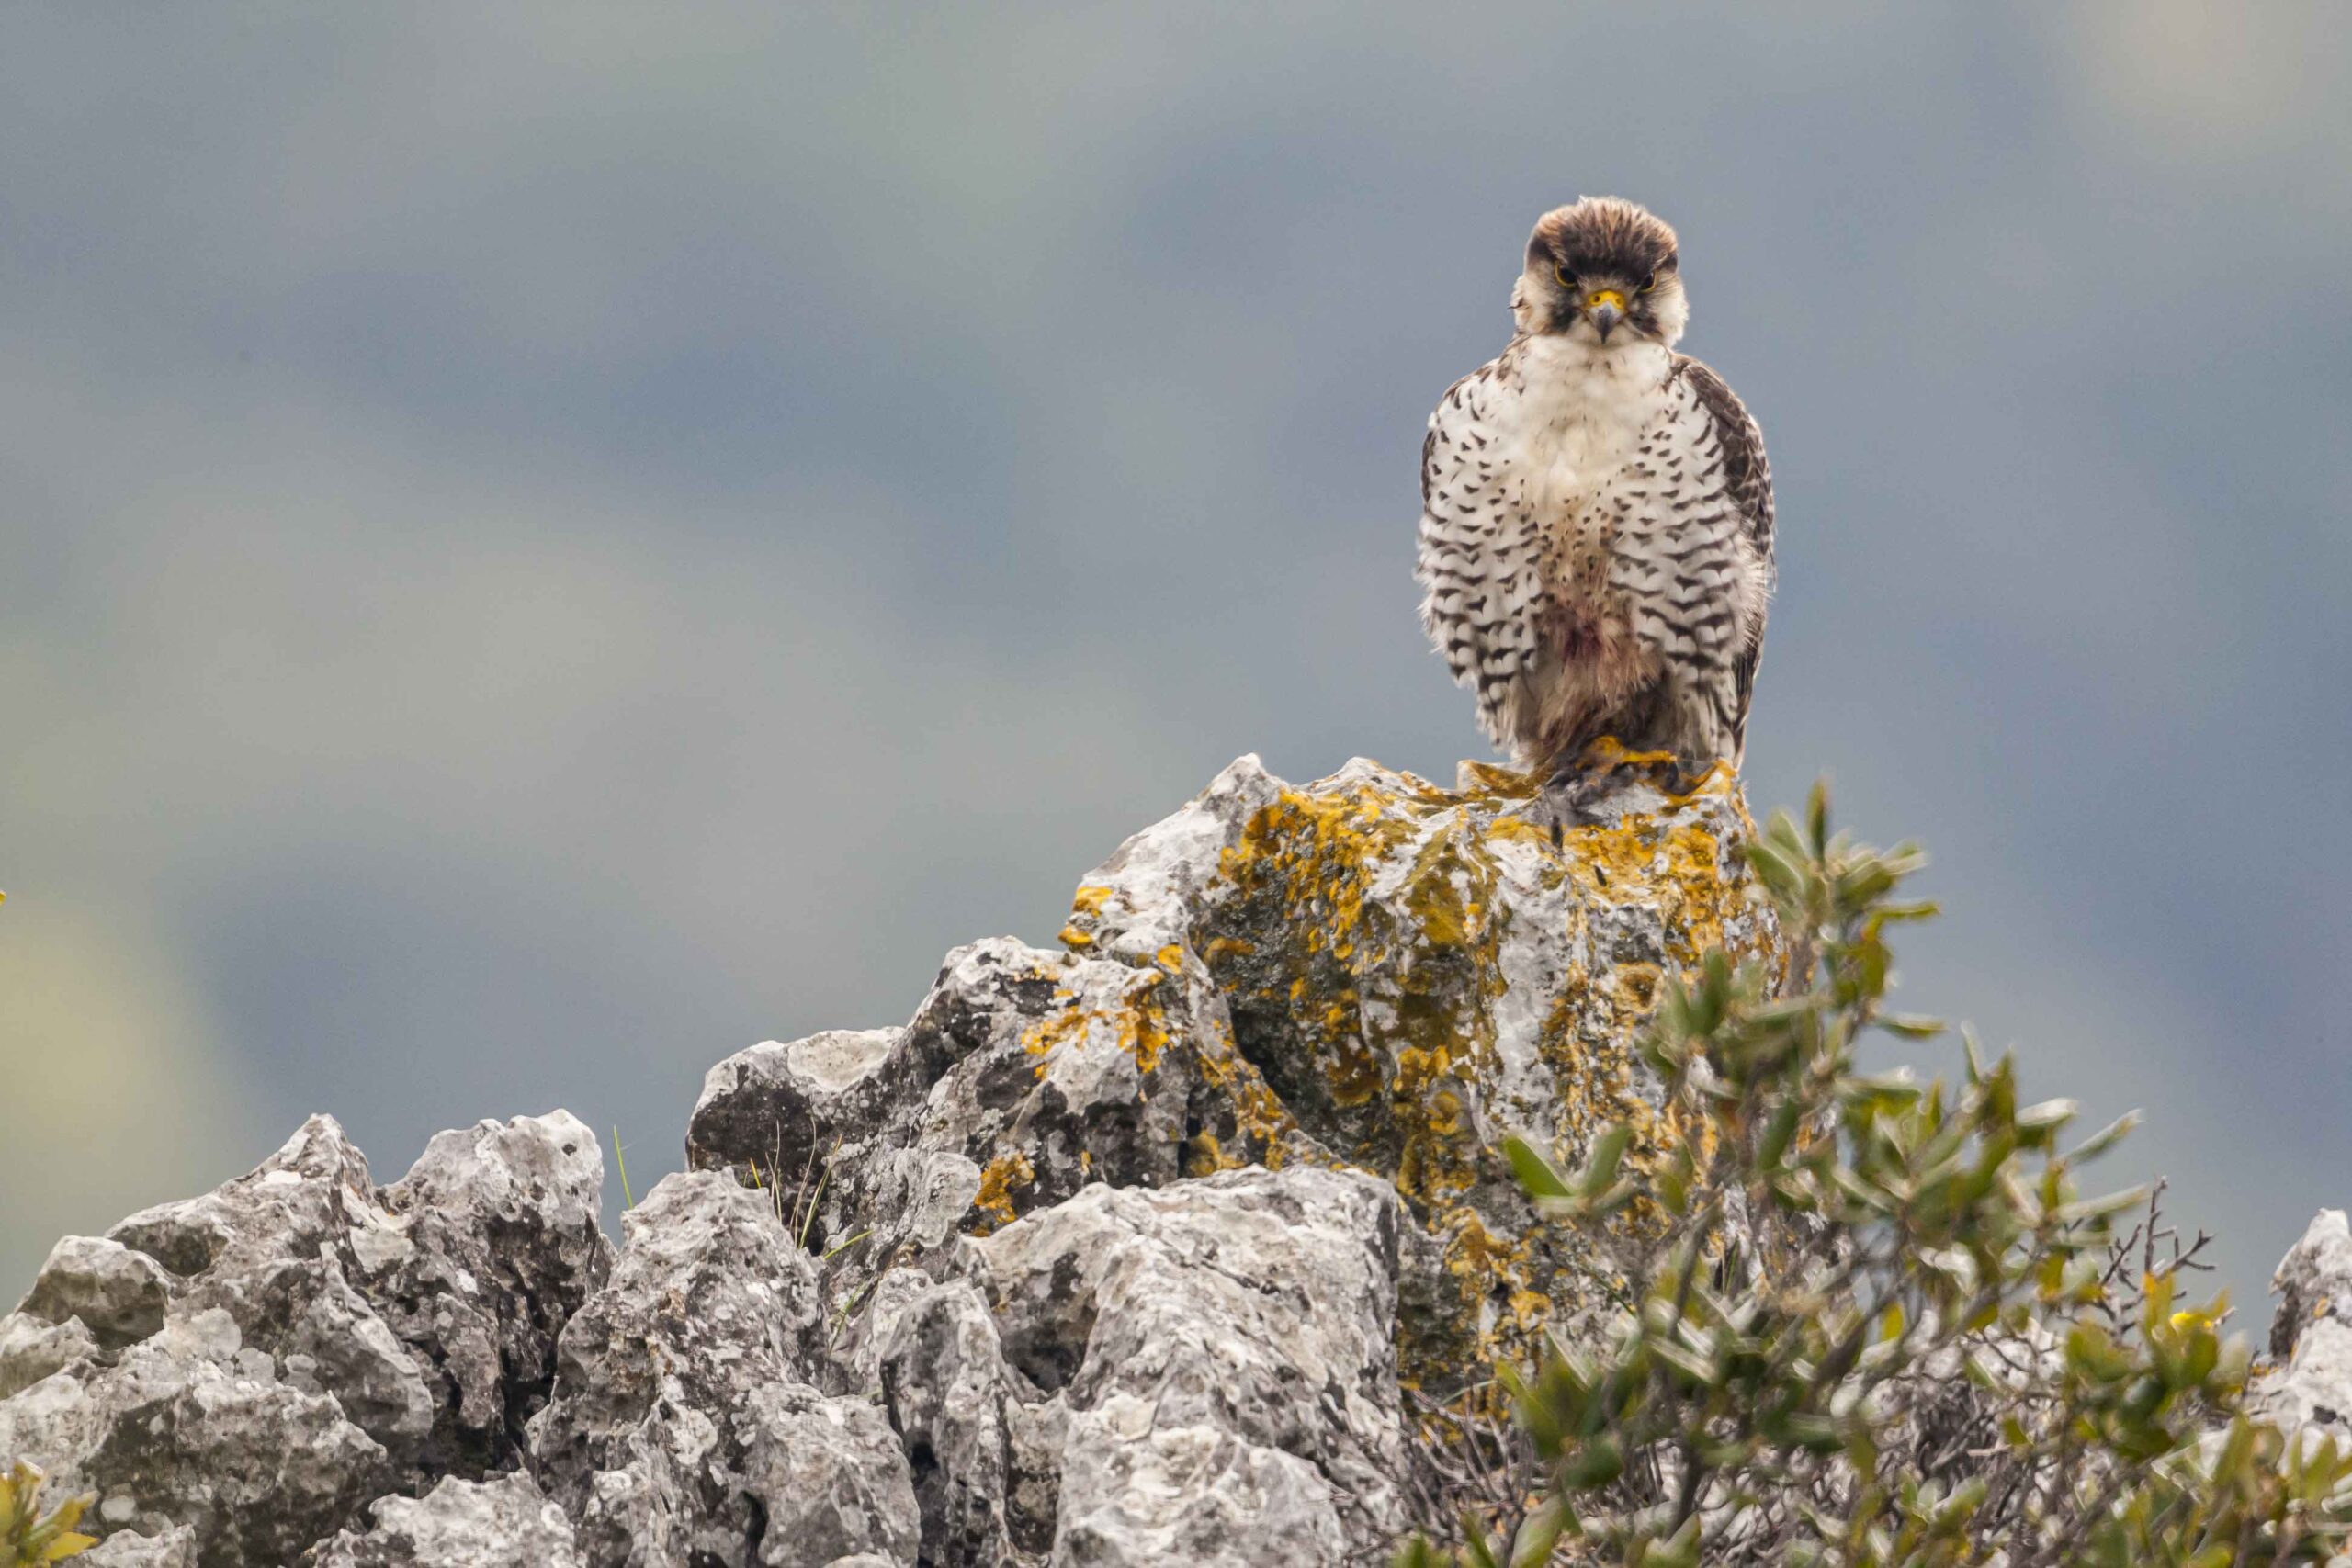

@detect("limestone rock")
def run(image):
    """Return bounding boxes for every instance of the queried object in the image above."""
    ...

[0,1111,608,1565]
[851,1166,1406,1566]
[2255,1209,2352,1438]
[869,1274,1063,1563]
[79,1523,200,1566]
[524,1170,918,1566]
[1066,753,1777,1379]
[307,1472,582,1567]
[4,752,1787,1564]
[15,1237,173,1352]
[367,1114,614,1473]
[0,1312,97,1401]
[688,935,1312,1271]
[987,1168,1409,1566]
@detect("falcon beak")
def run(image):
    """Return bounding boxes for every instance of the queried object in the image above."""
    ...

[1585,288,1626,342]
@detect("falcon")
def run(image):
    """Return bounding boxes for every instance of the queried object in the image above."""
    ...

[1415,197,1775,835]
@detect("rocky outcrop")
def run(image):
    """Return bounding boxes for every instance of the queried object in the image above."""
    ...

[6,752,2347,1565]
[0,1111,606,1565]
[2253,1210,2352,1438]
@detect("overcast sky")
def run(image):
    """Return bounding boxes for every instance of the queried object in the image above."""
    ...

[4,4,2346,1314]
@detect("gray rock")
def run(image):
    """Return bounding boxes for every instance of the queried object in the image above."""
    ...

[687,1028,916,1181]
[3,753,1799,1565]
[526,1170,916,1566]
[364,1113,614,1472]
[0,1111,609,1566]
[733,1383,922,1566]
[15,1235,174,1351]
[2255,1209,2352,1438]
[0,1306,394,1564]
[1059,754,1781,1385]
[871,1276,1063,1564]
[307,1472,582,1567]
[983,1168,1409,1566]
[0,1310,98,1399]
[79,1523,200,1566]
[691,931,1317,1295]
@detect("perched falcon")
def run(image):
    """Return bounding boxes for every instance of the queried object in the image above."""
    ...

[1415,197,1774,832]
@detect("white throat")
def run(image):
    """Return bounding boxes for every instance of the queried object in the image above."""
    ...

[1510,332,1674,527]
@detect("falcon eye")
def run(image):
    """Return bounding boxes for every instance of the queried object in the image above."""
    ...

[1554,264,1575,288]
[1640,273,1658,292]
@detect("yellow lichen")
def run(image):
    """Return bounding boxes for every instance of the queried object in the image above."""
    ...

[969,1149,1035,1235]
[1058,884,1114,949]
[1047,752,1778,1390]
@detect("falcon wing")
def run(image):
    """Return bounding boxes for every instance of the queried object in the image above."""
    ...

[1416,356,1544,747]
[1674,355,1775,753]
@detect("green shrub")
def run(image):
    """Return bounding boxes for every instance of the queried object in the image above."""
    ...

[0,1463,93,1565]
[1402,786,2352,1567]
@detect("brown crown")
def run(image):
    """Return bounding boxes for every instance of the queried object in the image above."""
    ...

[1527,197,1679,281]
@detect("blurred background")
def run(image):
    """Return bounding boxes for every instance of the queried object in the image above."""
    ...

[4,4,2346,1314]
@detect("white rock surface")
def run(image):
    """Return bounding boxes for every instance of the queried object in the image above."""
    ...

[2255,1208,2352,1440]
[0,1111,608,1566]
[309,1472,583,1567]
[524,1171,919,1566]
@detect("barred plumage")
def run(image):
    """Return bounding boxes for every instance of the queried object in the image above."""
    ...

[1416,198,1774,812]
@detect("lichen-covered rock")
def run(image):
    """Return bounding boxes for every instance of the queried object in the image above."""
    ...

[524,1170,918,1566]
[4,751,1788,1564]
[2255,1209,2352,1438]
[688,934,1315,1269]
[669,754,1777,1555]
[307,1472,583,1567]
[1069,753,1776,1379]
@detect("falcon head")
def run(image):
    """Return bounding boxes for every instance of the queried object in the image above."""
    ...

[1516,197,1689,348]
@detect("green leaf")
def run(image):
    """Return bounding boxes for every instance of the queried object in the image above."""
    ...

[1503,1135,1574,1201]
[1509,1495,1571,1567]
[1578,1125,1634,1196]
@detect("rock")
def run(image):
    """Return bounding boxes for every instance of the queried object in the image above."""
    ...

[14,1236,173,1352]
[2255,1209,2352,1438]
[688,936,1311,1270]
[869,1275,1064,1563]
[988,1167,1408,1566]
[307,1472,583,1567]
[525,1170,918,1566]
[365,1114,613,1473]
[3,751,1786,1564]
[732,1384,922,1567]
[686,1029,916,1182]
[0,1111,608,1566]
[706,756,1779,1402]
[79,1523,200,1566]
[666,754,1776,1560]
[0,1306,395,1564]
[1059,753,1777,1382]
[0,1312,98,1400]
